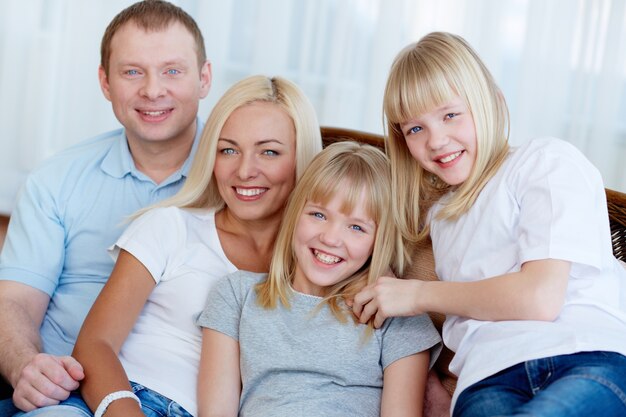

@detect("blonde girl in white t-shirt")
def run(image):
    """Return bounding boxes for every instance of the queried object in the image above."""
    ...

[352,31,626,417]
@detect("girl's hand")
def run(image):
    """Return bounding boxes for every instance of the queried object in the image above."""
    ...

[351,276,423,328]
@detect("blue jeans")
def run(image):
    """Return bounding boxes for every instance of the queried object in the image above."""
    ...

[0,398,19,417]
[8,381,192,417]
[454,351,626,417]
[10,391,90,417]
[130,382,192,417]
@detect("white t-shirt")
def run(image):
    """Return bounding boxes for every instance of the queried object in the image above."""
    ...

[429,138,626,410]
[109,206,237,415]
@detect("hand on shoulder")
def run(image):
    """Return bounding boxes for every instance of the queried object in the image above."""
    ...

[351,276,424,328]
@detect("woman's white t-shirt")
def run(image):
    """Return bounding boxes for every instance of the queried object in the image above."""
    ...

[109,207,237,415]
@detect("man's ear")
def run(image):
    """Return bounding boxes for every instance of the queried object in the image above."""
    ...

[98,65,112,102]
[199,60,212,99]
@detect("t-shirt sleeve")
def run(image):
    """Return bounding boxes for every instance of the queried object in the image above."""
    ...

[196,271,246,341]
[0,174,65,296]
[109,207,184,284]
[379,313,442,370]
[512,139,608,270]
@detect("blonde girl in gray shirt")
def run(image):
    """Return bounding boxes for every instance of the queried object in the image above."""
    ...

[197,142,441,417]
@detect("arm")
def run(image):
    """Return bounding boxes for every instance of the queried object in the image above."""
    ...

[197,328,241,417]
[353,258,570,328]
[72,250,155,417]
[0,281,84,411]
[381,351,430,417]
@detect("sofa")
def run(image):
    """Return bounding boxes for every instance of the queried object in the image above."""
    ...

[321,126,626,396]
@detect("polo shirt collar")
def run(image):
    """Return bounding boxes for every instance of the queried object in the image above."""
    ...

[100,117,204,183]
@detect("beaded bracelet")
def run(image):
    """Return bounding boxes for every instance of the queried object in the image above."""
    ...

[94,390,141,417]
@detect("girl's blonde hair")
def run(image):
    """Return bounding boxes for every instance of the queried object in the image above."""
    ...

[142,75,323,214]
[256,141,401,324]
[383,32,510,242]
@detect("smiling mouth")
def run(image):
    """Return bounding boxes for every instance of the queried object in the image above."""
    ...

[235,187,267,197]
[437,150,463,164]
[137,109,173,117]
[313,249,342,265]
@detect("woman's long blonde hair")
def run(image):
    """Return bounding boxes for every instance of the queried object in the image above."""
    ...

[256,141,401,324]
[384,32,510,242]
[138,75,322,215]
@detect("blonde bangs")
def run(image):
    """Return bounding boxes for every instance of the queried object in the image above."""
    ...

[384,44,458,127]
[306,165,380,224]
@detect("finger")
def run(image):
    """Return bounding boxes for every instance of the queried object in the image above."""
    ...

[351,288,373,317]
[13,380,62,411]
[40,357,80,392]
[27,370,73,403]
[25,357,77,396]
[59,356,84,382]
[358,300,380,324]
[12,393,39,413]
[374,312,386,329]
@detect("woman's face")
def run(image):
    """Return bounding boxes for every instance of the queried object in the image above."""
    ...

[214,101,297,223]
[400,96,477,186]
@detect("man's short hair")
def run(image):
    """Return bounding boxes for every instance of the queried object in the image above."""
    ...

[100,0,206,75]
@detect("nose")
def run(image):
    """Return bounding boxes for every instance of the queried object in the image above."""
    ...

[426,126,449,151]
[319,221,342,247]
[237,153,259,180]
[140,73,166,100]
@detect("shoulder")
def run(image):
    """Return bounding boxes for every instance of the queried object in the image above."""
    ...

[27,129,124,185]
[510,137,596,172]
[220,270,267,291]
[130,206,207,236]
[381,313,439,335]
[504,137,603,189]
[39,129,123,168]
[207,270,266,307]
[377,314,442,368]
[134,205,183,223]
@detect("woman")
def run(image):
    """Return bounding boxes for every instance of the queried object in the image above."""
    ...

[70,75,323,417]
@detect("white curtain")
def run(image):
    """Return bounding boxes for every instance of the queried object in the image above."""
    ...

[1,0,625,214]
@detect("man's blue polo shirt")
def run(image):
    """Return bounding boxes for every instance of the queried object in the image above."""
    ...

[0,120,202,355]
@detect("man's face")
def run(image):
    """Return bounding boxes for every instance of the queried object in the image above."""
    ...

[99,22,211,148]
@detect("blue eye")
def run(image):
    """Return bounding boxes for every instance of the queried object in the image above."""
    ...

[126,69,139,76]
[445,113,458,120]
[263,150,279,156]
[166,69,180,75]
[310,212,325,220]
[407,126,422,135]
[350,224,364,232]
[220,148,236,155]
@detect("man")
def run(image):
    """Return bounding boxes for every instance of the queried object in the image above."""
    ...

[0,0,211,414]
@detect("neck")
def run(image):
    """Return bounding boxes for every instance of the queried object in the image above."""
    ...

[127,122,196,184]
[218,208,283,252]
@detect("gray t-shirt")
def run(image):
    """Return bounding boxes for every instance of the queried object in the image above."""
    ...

[197,270,442,417]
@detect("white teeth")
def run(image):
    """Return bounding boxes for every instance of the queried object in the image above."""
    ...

[313,249,341,265]
[143,110,167,116]
[236,188,266,196]
[439,151,462,163]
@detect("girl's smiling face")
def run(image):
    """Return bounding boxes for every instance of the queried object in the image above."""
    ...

[292,188,376,297]
[400,96,477,186]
